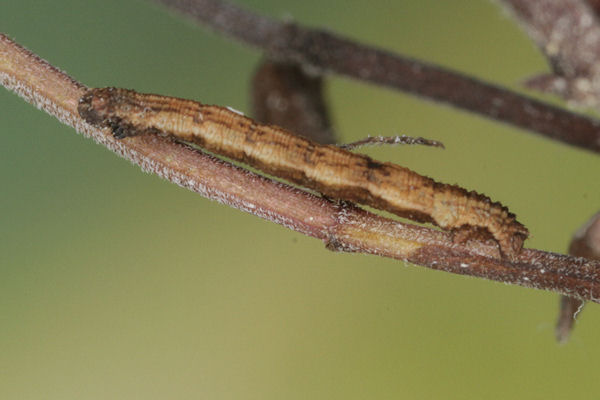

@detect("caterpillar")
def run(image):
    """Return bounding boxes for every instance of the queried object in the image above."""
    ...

[78,87,529,259]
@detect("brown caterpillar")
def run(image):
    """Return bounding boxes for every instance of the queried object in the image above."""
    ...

[78,87,529,259]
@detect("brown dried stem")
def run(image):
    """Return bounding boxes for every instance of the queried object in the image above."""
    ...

[251,59,336,144]
[2,33,600,302]
[155,0,600,153]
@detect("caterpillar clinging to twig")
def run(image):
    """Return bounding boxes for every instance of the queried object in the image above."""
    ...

[78,87,529,259]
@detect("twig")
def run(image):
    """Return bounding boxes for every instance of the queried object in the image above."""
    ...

[338,135,444,150]
[251,59,336,144]
[3,33,600,302]
[154,0,600,153]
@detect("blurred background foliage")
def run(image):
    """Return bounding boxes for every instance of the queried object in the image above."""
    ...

[1,0,599,398]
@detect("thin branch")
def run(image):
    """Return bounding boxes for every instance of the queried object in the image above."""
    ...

[155,0,600,153]
[251,59,336,144]
[3,33,600,302]
[338,135,445,150]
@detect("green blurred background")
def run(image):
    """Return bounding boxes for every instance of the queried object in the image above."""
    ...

[2,0,599,398]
